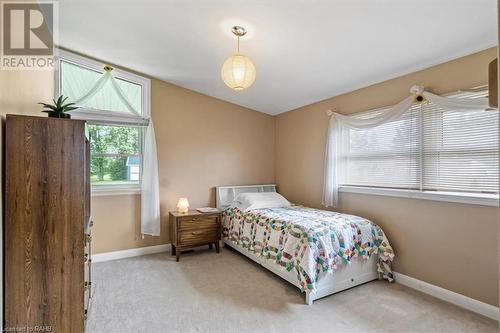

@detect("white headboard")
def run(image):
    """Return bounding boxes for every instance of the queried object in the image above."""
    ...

[215,184,277,211]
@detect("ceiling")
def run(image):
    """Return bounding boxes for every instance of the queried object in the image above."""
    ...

[58,0,497,115]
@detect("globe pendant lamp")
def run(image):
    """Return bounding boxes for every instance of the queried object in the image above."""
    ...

[221,26,256,91]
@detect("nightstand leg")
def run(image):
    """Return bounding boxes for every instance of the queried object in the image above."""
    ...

[208,244,213,250]
[171,244,176,256]
[176,251,180,262]
[215,241,220,253]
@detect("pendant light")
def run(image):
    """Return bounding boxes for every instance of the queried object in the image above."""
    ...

[221,26,256,91]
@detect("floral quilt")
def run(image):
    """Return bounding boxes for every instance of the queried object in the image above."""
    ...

[222,205,394,291]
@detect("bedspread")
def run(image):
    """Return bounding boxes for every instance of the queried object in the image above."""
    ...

[222,205,394,291]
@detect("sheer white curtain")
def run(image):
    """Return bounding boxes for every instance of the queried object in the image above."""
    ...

[68,70,161,236]
[140,123,161,235]
[322,85,491,207]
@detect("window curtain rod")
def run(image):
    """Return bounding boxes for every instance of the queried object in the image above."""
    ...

[325,85,494,117]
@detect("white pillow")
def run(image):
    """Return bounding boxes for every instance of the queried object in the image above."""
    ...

[231,192,291,211]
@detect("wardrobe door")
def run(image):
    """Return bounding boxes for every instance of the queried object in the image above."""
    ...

[5,115,86,333]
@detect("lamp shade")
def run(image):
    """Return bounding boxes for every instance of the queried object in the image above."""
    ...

[177,197,189,214]
[221,53,256,91]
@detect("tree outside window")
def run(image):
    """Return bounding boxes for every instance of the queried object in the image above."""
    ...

[88,124,141,185]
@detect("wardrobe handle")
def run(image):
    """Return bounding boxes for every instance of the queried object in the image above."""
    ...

[84,281,92,291]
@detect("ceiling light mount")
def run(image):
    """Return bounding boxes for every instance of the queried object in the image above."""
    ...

[231,26,247,37]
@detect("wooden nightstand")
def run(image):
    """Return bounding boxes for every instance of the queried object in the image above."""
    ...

[169,210,221,262]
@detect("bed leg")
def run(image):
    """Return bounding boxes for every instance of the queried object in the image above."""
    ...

[305,291,314,305]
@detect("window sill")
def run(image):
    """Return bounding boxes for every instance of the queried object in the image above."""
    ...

[91,185,141,197]
[338,186,499,207]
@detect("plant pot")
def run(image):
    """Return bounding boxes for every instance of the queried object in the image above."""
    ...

[47,113,71,119]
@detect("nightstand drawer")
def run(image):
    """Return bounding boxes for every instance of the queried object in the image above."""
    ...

[179,229,218,245]
[170,210,221,261]
[179,216,218,230]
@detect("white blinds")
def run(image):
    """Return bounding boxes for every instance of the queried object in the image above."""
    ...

[422,90,498,194]
[341,88,498,195]
[343,104,420,189]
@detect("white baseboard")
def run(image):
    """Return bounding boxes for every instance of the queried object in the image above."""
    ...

[92,244,170,263]
[394,272,499,321]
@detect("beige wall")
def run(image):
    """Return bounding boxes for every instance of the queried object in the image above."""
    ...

[275,48,499,306]
[0,68,275,254]
[92,79,275,253]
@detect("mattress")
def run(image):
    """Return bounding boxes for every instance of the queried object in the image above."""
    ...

[222,205,394,291]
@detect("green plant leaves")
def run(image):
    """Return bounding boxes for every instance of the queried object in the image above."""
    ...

[63,106,79,112]
[38,103,58,111]
[39,95,79,114]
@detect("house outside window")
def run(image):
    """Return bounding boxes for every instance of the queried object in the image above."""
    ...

[126,156,141,181]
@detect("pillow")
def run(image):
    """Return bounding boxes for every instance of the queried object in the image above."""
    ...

[231,192,291,211]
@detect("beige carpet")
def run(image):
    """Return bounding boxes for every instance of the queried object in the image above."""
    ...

[86,247,497,333]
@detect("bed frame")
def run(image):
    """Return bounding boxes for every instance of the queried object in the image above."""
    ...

[215,184,379,305]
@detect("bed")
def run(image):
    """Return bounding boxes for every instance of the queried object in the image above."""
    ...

[216,184,395,305]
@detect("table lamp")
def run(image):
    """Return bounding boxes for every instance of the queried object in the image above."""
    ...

[177,197,189,214]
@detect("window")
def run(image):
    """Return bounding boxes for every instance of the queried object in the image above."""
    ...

[88,124,141,186]
[60,60,143,115]
[422,91,498,194]
[340,88,498,205]
[344,104,420,189]
[56,49,151,195]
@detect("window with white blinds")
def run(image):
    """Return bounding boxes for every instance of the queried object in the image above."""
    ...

[422,90,498,194]
[343,104,421,189]
[340,88,498,197]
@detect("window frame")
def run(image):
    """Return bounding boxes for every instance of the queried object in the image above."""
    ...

[55,48,151,196]
[87,123,143,196]
[338,86,499,207]
[341,103,422,190]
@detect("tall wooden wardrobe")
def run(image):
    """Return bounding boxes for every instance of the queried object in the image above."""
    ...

[4,115,92,332]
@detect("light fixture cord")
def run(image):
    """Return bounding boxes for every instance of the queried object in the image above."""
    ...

[237,35,240,53]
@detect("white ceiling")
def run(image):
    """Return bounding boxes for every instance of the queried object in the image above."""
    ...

[58,0,497,115]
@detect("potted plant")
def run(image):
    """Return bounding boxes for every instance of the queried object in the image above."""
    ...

[39,96,78,119]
